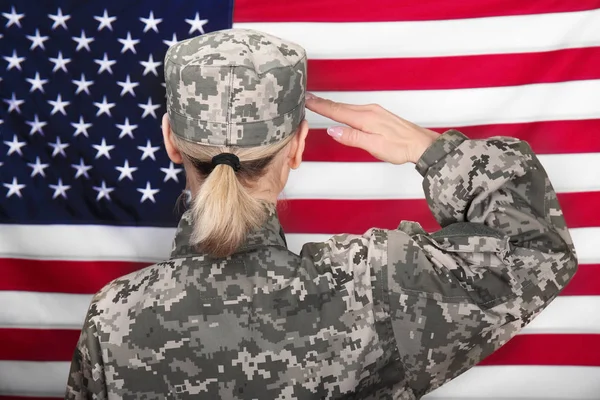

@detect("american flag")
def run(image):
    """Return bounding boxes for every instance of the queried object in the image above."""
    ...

[1,0,599,399]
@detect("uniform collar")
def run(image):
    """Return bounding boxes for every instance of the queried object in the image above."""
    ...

[169,202,288,259]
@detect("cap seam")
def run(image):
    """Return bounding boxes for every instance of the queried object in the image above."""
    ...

[168,100,305,126]
[164,54,307,77]
[226,65,234,146]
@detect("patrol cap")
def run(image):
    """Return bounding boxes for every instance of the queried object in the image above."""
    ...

[164,28,307,147]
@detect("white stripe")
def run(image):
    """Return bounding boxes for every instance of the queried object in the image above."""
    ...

[0,224,597,266]
[0,224,174,262]
[1,361,598,399]
[1,289,598,333]
[234,9,600,59]
[306,80,600,128]
[288,228,600,264]
[286,154,600,199]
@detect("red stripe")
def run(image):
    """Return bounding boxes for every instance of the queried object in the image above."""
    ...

[308,48,600,91]
[304,120,600,161]
[560,264,600,296]
[479,334,600,366]
[234,0,600,22]
[2,329,598,364]
[278,193,600,233]
[0,259,149,293]
[0,329,79,362]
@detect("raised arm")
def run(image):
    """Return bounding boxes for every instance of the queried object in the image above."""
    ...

[305,94,578,397]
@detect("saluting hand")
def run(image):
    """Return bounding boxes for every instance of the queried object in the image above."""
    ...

[305,93,440,165]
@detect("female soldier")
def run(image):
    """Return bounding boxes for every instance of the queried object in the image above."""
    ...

[66,29,577,399]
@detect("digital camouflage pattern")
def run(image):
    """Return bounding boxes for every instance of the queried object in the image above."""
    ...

[164,28,306,147]
[65,130,578,399]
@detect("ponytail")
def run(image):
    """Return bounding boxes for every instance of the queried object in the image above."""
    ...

[189,161,266,258]
[171,134,295,258]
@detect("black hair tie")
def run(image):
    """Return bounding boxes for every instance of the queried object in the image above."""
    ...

[211,153,241,172]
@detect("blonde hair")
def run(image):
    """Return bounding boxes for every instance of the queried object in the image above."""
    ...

[172,134,295,258]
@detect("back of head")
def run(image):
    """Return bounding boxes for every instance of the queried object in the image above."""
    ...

[164,29,307,258]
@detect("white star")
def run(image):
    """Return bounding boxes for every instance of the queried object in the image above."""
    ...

[49,178,71,199]
[163,33,178,48]
[25,114,47,135]
[93,96,115,117]
[71,116,92,137]
[2,6,24,28]
[137,139,160,161]
[140,53,161,76]
[140,11,162,33]
[115,159,138,181]
[71,158,92,179]
[138,97,160,119]
[26,72,49,93]
[161,162,183,182]
[48,136,69,157]
[48,93,70,116]
[3,177,26,198]
[94,53,116,75]
[116,75,139,97]
[27,156,49,177]
[49,51,71,73]
[26,29,49,50]
[92,138,115,159]
[3,92,24,113]
[72,73,94,95]
[137,181,159,203]
[72,30,95,52]
[185,13,209,34]
[48,8,70,30]
[3,50,26,71]
[94,9,116,31]
[118,32,140,54]
[93,181,114,201]
[116,118,138,139]
[4,134,26,156]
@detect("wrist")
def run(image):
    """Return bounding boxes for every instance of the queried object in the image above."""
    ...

[410,129,439,164]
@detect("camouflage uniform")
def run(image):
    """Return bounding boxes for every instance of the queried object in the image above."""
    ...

[65,29,578,400]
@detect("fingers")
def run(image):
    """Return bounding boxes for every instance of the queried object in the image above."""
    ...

[327,126,381,154]
[305,93,370,130]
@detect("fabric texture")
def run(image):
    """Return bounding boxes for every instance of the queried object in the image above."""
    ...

[164,28,307,147]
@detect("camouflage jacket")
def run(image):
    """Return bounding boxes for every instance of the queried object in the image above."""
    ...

[65,130,578,399]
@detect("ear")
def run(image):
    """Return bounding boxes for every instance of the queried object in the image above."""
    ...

[288,119,309,170]
[162,113,183,164]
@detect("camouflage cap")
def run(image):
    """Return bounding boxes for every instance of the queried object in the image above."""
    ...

[164,28,307,147]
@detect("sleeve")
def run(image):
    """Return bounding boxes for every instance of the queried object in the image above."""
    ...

[65,303,108,400]
[371,129,578,396]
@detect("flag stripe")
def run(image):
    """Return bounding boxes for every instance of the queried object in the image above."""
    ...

[285,156,600,200]
[234,0,600,22]
[306,80,600,128]
[308,47,600,91]
[0,259,149,293]
[278,193,600,233]
[233,9,600,59]
[1,227,598,265]
[304,120,600,161]
[2,362,599,399]
[479,334,600,367]
[2,293,598,333]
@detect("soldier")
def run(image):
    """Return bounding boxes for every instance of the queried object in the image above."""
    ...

[65,28,578,399]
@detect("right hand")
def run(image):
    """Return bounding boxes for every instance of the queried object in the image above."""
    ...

[305,93,440,165]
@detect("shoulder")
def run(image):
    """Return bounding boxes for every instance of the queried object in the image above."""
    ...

[86,259,175,324]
